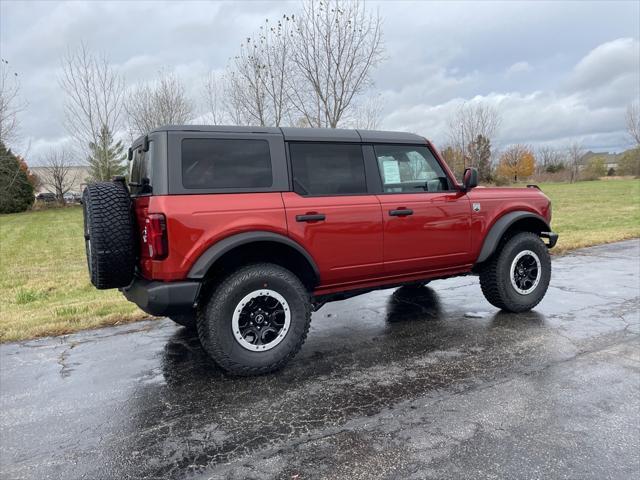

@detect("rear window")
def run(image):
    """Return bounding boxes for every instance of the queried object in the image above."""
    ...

[289,143,367,196]
[181,138,272,189]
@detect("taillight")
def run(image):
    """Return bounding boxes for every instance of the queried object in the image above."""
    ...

[144,213,168,259]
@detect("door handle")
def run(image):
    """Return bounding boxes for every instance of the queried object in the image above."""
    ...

[389,208,413,217]
[296,213,326,222]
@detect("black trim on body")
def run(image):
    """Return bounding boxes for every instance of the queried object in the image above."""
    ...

[187,231,321,281]
[121,278,200,316]
[476,211,555,263]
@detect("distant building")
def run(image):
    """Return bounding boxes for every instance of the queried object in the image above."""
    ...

[30,166,90,195]
[579,151,622,171]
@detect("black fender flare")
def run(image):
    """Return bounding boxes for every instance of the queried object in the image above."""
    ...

[475,211,552,263]
[187,231,320,282]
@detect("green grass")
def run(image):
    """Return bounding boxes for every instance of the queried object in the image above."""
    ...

[0,207,146,343]
[538,179,640,253]
[0,179,638,342]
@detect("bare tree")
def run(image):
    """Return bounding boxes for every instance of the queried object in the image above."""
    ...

[59,44,125,156]
[627,102,640,146]
[0,59,25,145]
[225,15,293,127]
[202,71,226,125]
[39,148,79,203]
[349,93,384,130]
[447,102,501,169]
[566,142,584,183]
[288,0,384,128]
[226,41,269,126]
[126,71,193,138]
[536,145,565,172]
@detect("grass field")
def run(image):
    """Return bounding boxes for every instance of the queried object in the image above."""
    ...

[538,180,640,253]
[1,179,639,342]
[0,207,146,342]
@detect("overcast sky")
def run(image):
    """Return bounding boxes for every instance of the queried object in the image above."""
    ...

[1,0,639,163]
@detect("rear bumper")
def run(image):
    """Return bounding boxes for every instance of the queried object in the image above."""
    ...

[541,231,559,249]
[121,278,201,317]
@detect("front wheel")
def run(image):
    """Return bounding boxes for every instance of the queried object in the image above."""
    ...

[197,263,312,376]
[479,232,551,312]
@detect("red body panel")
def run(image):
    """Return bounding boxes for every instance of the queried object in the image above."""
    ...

[466,187,552,261]
[376,191,473,275]
[281,192,384,285]
[134,193,288,281]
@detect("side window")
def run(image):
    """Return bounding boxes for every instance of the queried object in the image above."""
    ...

[181,138,272,189]
[374,145,450,193]
[289,143,367,196]
[129,145,153,195]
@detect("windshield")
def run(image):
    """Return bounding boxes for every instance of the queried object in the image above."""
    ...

[129,142,153,195]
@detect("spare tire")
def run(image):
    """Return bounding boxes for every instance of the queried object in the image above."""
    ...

[82,181,136,289]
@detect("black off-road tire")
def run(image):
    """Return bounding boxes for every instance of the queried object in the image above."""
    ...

[197,263,312,376]
[82,182,136,289]
[169,312,197,329]
[479,232,551,313]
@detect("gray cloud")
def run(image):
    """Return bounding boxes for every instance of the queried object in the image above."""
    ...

[1,0,638,162]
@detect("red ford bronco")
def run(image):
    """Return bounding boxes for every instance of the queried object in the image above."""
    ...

[82,126,557,375]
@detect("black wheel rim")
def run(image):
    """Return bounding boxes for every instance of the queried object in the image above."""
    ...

[232,290,291,351]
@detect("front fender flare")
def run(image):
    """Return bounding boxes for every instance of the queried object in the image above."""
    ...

[475,211,552,263]
[187,231,320,282]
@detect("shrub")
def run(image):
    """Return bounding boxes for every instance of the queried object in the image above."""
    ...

[0,142,34,213]
[617,148,640,176]
[492,175,511,186]
[581,157,606,181]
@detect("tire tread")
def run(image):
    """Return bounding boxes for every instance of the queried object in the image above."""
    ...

[197,263,311,376]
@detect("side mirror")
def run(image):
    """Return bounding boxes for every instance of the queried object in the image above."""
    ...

[463,167,478,191]
[142,136,150,152]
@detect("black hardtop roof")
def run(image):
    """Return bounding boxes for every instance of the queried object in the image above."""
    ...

[145,125,427,144]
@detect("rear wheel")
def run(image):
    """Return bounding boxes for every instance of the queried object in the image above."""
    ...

[197,263,311,376]
[479,232,551,312]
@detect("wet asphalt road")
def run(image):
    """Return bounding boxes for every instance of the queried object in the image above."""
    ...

[1,240,639,480]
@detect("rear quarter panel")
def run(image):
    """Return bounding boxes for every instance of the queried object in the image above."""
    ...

[466,187,552,261]
[137,193,288,280]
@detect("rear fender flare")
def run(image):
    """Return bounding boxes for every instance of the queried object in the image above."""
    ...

[476,211,551,263]
[187,231,320,282]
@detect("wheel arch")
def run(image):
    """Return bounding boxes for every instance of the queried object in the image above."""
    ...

[187,231,320,291]
[475,211,551,264]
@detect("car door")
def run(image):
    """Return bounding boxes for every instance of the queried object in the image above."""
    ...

[282,142,384,286]
[372,144,472,276]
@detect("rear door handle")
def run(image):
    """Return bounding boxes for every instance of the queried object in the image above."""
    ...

[296,213,326,222]
[389,208,413,217]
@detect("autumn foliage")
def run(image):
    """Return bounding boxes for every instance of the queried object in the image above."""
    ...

[497,144,536,182]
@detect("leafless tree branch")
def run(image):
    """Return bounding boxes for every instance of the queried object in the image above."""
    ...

[59,44,125,158]
[566,142,584,183]
[125,70,193,138]
[39,147,79,202]
[288,0,384,128]
[0,59,26,145]
[627,102,640,146]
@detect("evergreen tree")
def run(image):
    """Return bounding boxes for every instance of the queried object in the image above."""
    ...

[87,125,127,181]
[0,141,34,213]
